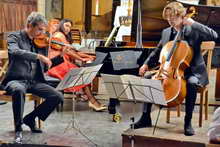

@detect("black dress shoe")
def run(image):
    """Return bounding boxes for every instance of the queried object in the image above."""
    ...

[132,113,152,129]
[14,131,22,144]
[23,115,42,133]
[184,123,195,136]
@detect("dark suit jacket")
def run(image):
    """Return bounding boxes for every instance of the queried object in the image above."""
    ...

[2,30,62,86]
[144,22,218,86]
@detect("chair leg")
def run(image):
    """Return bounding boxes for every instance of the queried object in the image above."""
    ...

[56,104,60,112]
[167,108,170,123]
[38,118,42,129]
[92,77,99,95]
[205,91,209,120]
[177,105,181,117]
[61,101,64,112]
[199,92,204,127]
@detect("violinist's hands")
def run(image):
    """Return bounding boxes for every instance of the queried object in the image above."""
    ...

[37,54,52,68]
[139,64,149,77]
[81,57,93,62]
[183,17,195,26]
[87,56,96,61]
[62,46,78,56]
[90,56,96,61]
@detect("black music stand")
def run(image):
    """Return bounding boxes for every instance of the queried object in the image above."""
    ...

[102,74,167,147]
[56,64,103,147]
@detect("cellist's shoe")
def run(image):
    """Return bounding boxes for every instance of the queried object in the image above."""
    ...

[14,131,23,144]
[184,123,195,136]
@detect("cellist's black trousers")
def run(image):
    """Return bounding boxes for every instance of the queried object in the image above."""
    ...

[184,76,198,123]
[142,75,199,124]
[5,80,64,132]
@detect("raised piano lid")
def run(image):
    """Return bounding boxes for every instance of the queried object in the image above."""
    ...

[131,0,170,42]
[131,0,220,43]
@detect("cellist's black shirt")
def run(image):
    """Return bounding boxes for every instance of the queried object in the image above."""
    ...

[170,28,177,41]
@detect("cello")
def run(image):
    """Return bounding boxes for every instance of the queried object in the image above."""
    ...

[153,7,195,107]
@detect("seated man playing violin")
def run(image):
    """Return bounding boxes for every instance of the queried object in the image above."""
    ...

[133,2,218,136]
[2,12,64,143]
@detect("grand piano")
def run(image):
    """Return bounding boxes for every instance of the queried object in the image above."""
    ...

[93,0,168,75]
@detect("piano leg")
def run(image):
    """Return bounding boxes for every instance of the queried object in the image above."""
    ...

[108,98,120,114]
[108,98,122,123]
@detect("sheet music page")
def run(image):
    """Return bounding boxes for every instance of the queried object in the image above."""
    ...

[110,51,141,70]
[102,74,167,105]
[101,74,128,99]
[91,52,108,65]
[141,79,167,106]
[120,75,167,105]
[56,64,103,90]
[78,64,103,85]
[120,74,147,102]
[56,68,82,90]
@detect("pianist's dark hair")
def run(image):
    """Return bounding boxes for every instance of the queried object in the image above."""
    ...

[58,18,73,44]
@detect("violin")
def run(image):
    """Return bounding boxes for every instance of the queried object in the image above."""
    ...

[34,33,50,48]
[153,7,196,107]
[34,33,78,51]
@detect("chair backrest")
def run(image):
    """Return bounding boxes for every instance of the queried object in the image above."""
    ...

[0,50,8,81]
[0,39,8,79]
[71,29,81,44]
[0,39,7,50]
[200,41,215,77]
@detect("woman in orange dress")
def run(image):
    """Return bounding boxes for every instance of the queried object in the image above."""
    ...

[47,19,106,111]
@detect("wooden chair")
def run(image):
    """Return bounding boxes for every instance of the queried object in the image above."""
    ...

[166,41,216,127]
[0,49,43,129]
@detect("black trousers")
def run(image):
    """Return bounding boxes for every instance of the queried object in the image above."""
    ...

[5,80,64,131]
[143,75,198,123]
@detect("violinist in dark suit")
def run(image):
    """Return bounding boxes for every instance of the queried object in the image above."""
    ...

[134,2,218,136]
[2,12,64,143]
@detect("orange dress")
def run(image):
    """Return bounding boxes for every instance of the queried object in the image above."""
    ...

[47,32,88,92]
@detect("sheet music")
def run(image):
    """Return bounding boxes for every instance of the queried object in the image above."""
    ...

[56,68,81,90]
[141,79,166,105]
[56,64,103,91]
[110,50,142,70]
[102,74,167,106]
[90,51,108,66]
[120,75,146,101]
[101,74,128,99]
